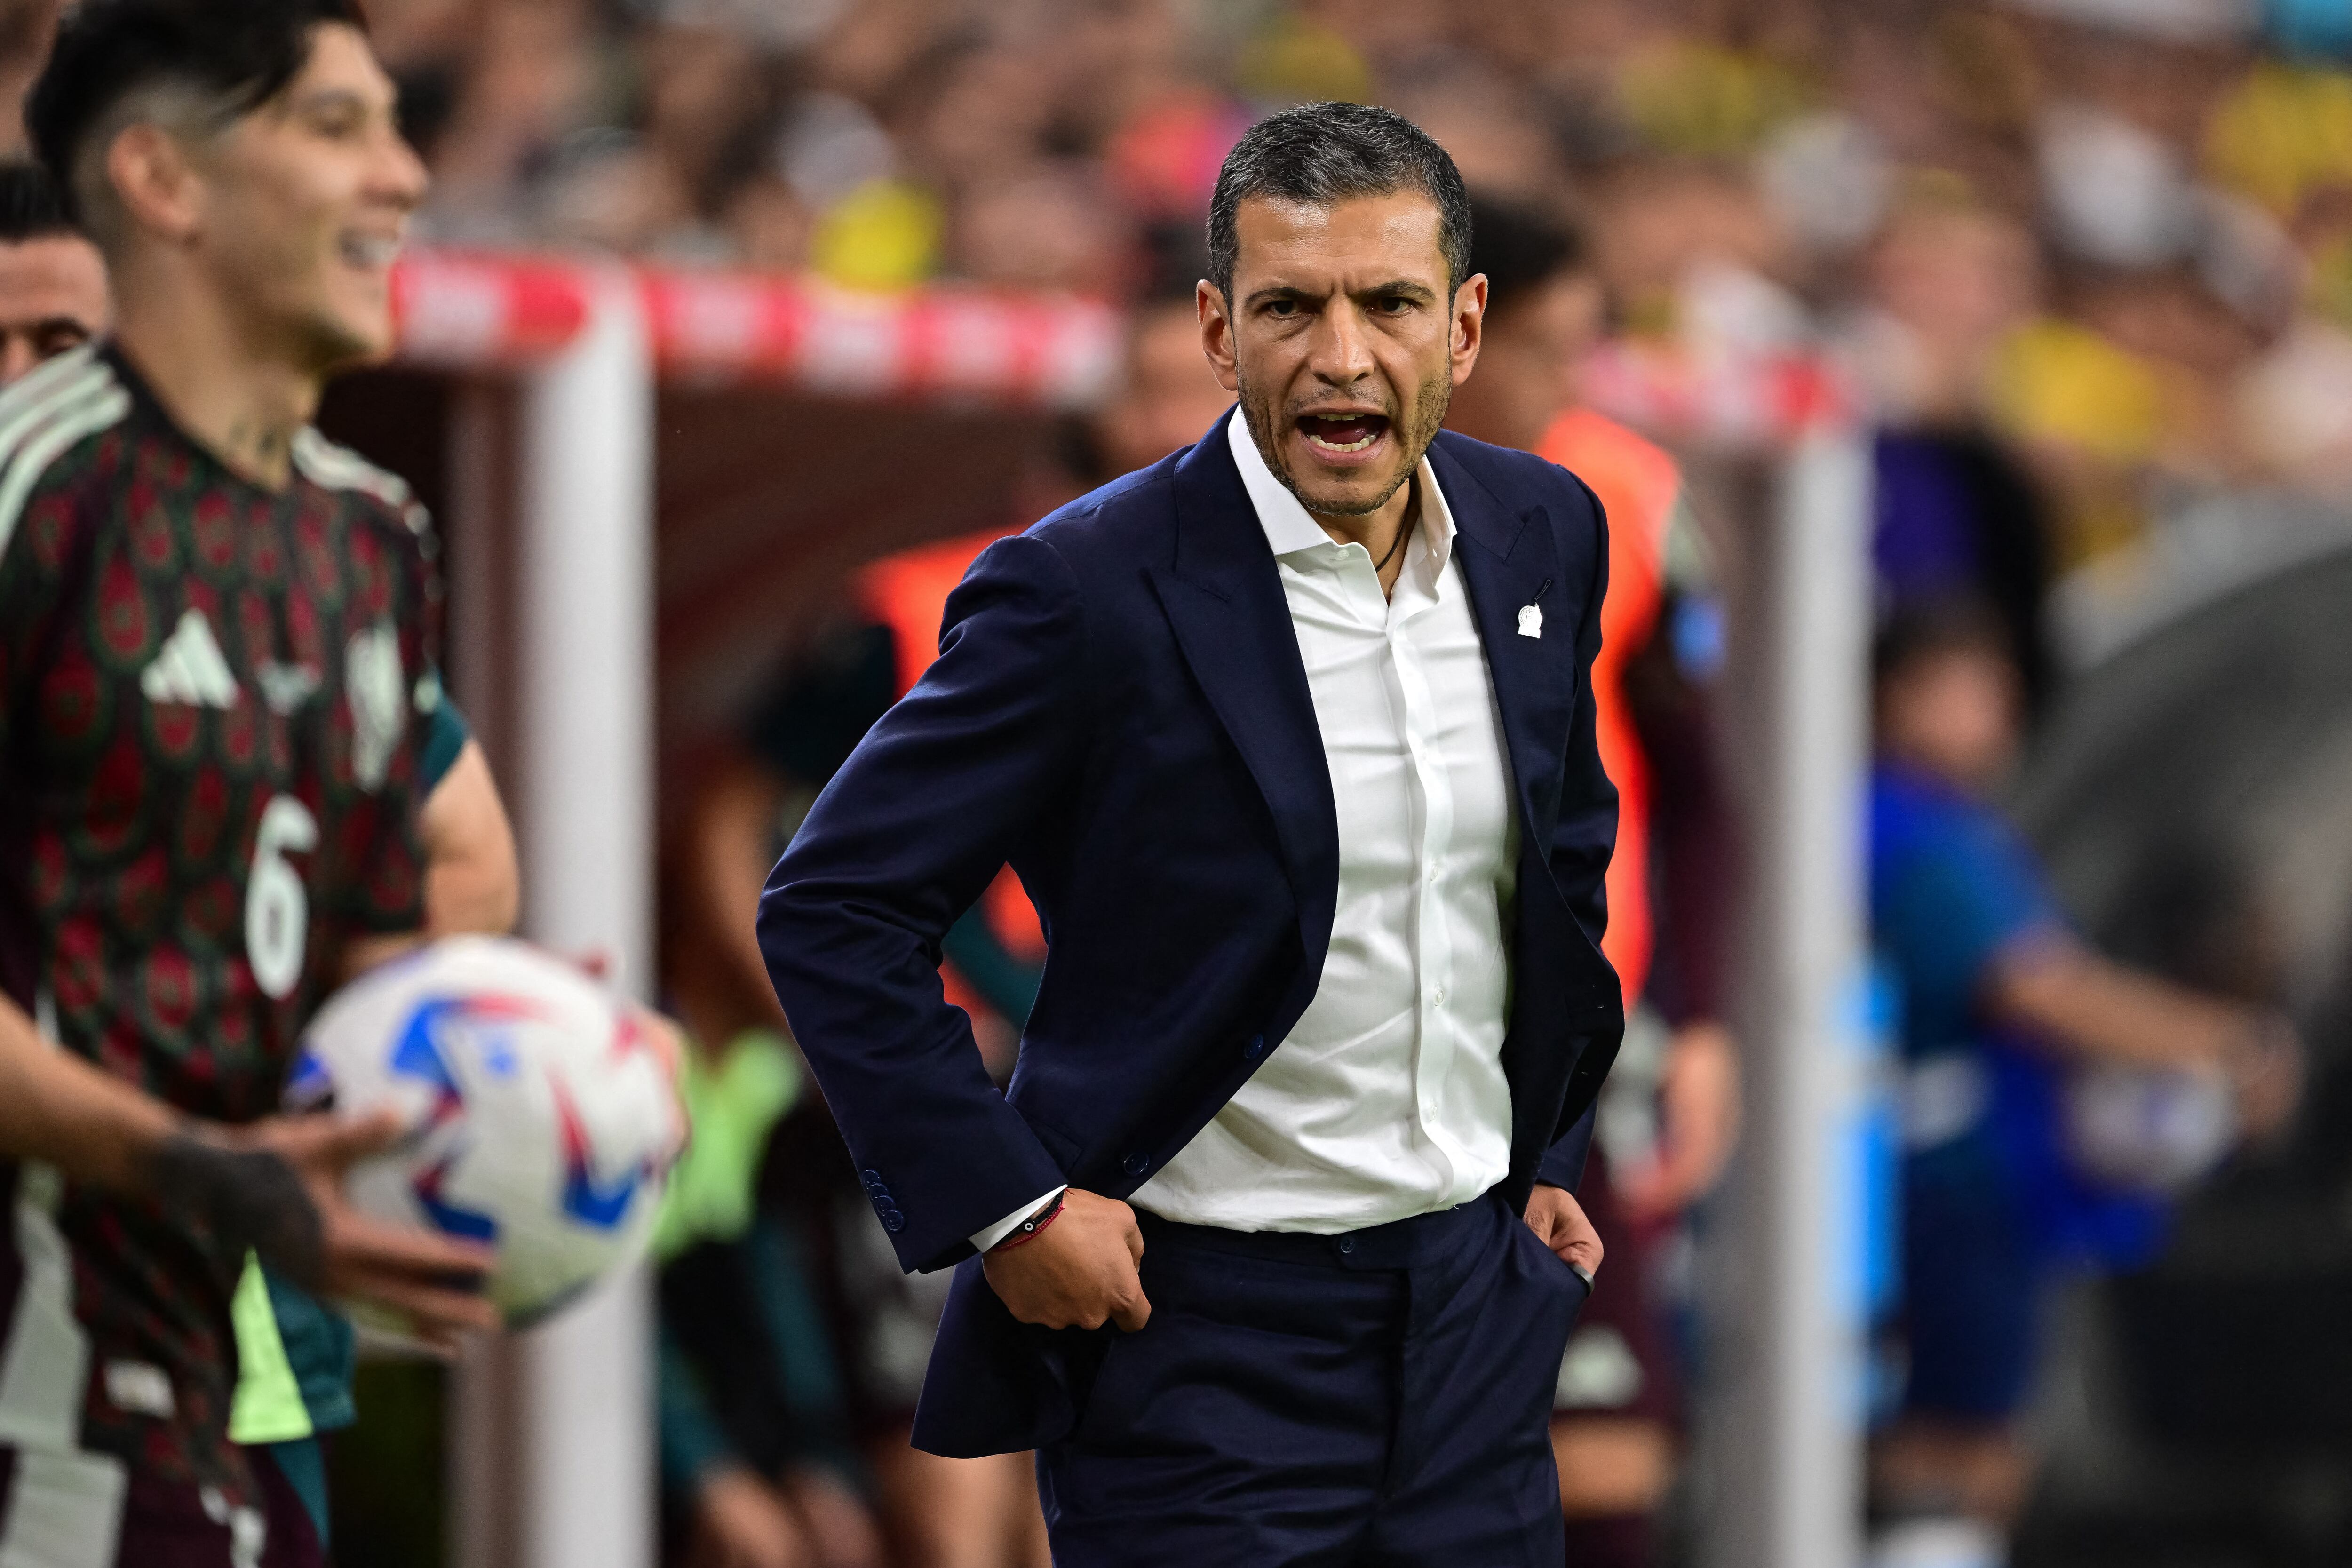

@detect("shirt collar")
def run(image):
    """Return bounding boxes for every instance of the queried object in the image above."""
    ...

[1224,406,1458,571]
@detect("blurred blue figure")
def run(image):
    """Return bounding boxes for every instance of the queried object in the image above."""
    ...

[1865,600,2299,1549]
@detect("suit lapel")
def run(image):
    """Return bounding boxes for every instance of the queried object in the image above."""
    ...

[1428,435,1577,864]
[1145,412,1341,956]
[1140,423,1578,971]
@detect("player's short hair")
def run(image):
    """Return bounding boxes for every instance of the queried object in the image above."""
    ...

[1465,193,1588,322]
[1207,102,1471,306]
[0,161,77,246]
[25,0,368,247]
[1873,597,2016,689]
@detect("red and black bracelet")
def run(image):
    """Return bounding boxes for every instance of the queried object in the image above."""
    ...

[991,1190,1066,1253]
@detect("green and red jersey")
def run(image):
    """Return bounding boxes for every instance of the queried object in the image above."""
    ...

[0,345,436,1508]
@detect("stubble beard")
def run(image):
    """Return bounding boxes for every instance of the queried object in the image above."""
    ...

[1238,366,1454,518]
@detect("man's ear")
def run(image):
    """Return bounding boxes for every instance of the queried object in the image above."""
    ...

[1451,273,1488,387]
[1198,279,1240,394]
[106,122,206,247]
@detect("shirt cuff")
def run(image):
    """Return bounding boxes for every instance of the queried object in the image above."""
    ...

[969,1186,1067,1254]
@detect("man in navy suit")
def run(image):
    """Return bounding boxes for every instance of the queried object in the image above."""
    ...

[761,101,1624,1566]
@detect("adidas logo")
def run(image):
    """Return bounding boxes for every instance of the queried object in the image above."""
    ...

[140,609,240,710]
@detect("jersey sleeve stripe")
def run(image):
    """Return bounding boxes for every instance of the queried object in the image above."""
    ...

[0,362,117,472]
[0,1165,95,1454]
[0,385,131,560]
[289,428,421,525]
[0,344,101,433]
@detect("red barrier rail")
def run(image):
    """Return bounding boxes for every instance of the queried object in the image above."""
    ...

[390,249,1121,409]
[393,251,594,366]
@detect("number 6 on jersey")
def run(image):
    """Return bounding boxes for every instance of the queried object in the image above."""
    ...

[246,794,319,1000]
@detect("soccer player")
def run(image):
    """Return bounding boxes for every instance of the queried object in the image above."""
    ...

[0,159,109,382]
[0,1,501,1560]
[0,145,522,1564]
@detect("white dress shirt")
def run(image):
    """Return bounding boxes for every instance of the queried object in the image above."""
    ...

[969,415,1520,1249]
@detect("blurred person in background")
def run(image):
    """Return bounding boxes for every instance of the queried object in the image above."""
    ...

[1868,600,2301,1556]
[0,0,519,1560]
[0,0,60,159]
[0,159,107,380]
[1853,190,2059,722]
[652,1005,889,1568]
[411,0,610,247]
[1446,191,1739,1568]
[667,430,1104,1568]
[1095,286,1244,478]
[0,146,525,1564]
[952,163,1133,296]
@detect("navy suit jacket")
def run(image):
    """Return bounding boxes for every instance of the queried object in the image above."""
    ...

[759,411,1625,1456]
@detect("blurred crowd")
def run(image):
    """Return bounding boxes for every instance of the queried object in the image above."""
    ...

[4,0,2346,569]
[2,0,2348,540]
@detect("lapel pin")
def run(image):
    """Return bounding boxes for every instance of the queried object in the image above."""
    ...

[1517,604,1543,639]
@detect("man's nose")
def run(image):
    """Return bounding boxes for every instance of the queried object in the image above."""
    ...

[375,125,430,214]
[1305,300,1377,387]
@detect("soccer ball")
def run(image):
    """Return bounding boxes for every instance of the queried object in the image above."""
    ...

[290,936,684,1326]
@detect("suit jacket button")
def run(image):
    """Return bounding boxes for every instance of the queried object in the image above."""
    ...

[879,1209,906,1233]
[1122,1153,1151,1177]
[1243,1034,1265,1060]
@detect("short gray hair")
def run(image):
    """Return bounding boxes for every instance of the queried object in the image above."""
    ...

[63,82,226,251]
[1206,102,1472,305]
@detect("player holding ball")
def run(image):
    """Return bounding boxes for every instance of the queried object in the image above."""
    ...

[0,2,502,1562]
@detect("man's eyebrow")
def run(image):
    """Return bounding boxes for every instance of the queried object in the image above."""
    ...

[1245,284,1322,308]
[0,318,90,343]
[287,84,391,117]
[1243,279,1439,308]
[1357,279,1438,301]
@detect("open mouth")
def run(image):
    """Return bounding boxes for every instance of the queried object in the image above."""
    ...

[1298,411,1390,455]
[337,233,402,271]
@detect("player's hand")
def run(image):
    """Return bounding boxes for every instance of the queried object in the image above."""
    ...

[232,1110,499,1350]
[779,1465,885,1568]
[1620,1020,1740,1222]
[628,1003,686,1080]
[691,1466,815,1568]
[982,1189,1150,1332]
[2224,1013,2303,1144]
[1524,1183,1603,1282]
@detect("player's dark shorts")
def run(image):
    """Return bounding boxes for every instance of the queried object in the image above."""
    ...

[0,1443,322,1568]
[1899,1146,2041,1422]
[1550,1148,1683,1428]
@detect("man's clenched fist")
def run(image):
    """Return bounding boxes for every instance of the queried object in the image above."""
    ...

[982,1189,1151,1332]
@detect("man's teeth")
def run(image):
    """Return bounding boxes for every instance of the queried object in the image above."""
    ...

[340,236,400,267]
[1304,423,1379,453]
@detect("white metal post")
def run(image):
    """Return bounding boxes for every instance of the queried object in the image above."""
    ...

[1703,433,1872,1568]
[510,267,657,1568]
